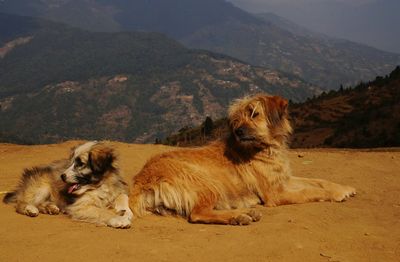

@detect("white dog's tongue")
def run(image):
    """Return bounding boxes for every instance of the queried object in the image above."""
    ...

[68,184,79,194]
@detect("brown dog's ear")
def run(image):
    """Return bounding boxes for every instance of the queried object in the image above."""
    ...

[260,95,289,125]
[88,146,115,174]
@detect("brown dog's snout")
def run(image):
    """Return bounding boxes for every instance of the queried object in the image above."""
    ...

[235,126,256,141]
[61,174,67,182]
[235,127,246,138]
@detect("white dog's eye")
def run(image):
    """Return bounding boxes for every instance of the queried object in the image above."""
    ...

[75,157,84,168]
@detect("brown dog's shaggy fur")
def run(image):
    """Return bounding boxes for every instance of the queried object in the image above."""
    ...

[3,141,133,228]
[129,94,356,225]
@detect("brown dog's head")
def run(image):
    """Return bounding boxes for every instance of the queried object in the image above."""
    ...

[228,94,292,150]
[61,141,117,195]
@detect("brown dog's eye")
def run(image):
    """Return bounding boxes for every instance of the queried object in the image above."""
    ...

[75,157,84,168]
[249,102,261,119]
[251,111,259,118]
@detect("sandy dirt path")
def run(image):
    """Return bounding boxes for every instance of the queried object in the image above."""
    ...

[0,141,399,261]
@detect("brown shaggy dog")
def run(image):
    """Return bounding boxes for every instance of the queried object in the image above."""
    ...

[4,141,133,228]
[130,94,356,225]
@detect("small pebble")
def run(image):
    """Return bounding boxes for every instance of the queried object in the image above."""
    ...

[320,253,331,258]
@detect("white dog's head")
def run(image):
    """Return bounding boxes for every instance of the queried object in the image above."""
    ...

[61,141,117,195]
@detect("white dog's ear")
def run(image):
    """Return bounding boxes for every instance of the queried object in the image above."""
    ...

[259,95,288,125]
[69,145,78,159]
[88,146,116,174]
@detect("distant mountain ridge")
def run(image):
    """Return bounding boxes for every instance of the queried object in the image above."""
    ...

[1,0,399,89]
[0,13,317,144]
[255,12,331,40]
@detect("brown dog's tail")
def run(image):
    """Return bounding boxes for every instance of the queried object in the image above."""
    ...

[129,182,196,218]
[3,191,17,204]
[129,189,149,218]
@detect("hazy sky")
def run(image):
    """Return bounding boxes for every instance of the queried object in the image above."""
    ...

[229,0,400,54]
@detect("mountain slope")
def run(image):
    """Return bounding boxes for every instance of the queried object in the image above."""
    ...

[163,66,400,148]
[181,14,400,90]
[290,66,400,148]
[1,0,399,89]
[0,14,193,97]
[231,0,400,54]
[0,14,317,144]
[0,0,260,35]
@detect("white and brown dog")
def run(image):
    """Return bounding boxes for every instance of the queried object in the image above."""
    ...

[3,141,133,229]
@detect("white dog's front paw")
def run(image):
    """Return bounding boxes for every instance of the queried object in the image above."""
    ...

[125,209,133,220]
[25,205,39,217]
[108,216,131,229]
[116,208,133,220]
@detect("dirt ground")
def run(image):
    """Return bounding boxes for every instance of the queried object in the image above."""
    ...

[0,141,399,262]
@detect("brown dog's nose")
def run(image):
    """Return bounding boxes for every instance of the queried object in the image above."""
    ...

[61,174,67,182]
[235,127,246,138]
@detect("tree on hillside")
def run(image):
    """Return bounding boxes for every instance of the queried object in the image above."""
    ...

[202,116,214,136]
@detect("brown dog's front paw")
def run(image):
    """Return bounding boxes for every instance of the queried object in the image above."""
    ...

[229,214,252,226]
[332,186,356,202]
[247,209,262,222]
